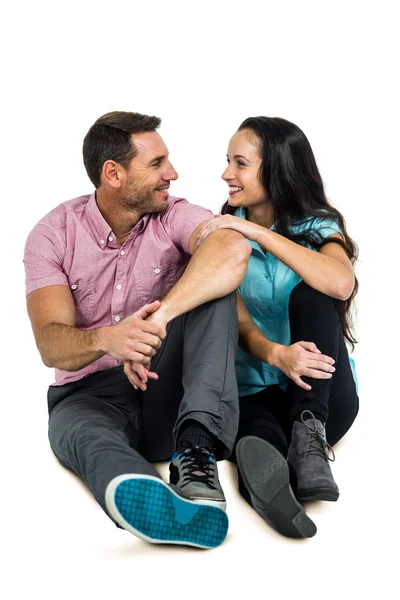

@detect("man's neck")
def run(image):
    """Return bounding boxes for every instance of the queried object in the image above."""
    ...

[96,189,141,245]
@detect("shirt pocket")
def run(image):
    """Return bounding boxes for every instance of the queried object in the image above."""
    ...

[134,263,179,306]
[71,283,96,328]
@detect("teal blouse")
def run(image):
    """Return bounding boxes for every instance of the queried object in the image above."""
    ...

[235,207,357,396]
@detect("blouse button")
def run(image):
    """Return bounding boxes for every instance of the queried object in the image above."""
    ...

[154,268,161,274]
[71,284,77,290]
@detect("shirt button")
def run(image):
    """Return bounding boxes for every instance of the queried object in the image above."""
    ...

[114,316,120,322]
[71,284,77,290]
[100,239,105,245]
[116,284,122,290]
[108,236,113,242]
[154,268,161,274]
[120,250,125,256]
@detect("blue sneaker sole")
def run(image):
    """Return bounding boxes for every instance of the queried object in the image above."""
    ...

[105,475,229,549]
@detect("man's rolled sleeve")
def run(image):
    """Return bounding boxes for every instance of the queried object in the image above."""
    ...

[23,225,68,296]
[163,198,214,255]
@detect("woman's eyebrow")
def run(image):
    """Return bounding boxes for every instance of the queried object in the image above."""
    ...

[227,154,249,161]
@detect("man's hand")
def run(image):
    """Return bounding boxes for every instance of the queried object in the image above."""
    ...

[124,306,169,391]
[99,300,166,364]
[271,341,336,390]
[124,361,159,391]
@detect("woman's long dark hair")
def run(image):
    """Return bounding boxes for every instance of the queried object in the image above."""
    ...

[222,117,358,349]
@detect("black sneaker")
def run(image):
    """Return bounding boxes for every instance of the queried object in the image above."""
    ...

[169,445,226,510]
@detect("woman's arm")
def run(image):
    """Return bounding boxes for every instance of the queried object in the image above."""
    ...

[255,229,355,301]
[236,292,336,391]
[237,290,276,364]
[198,217,355,300]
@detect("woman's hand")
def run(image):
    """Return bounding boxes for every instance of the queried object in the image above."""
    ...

[271,342,336,390]
[197,215,261,244]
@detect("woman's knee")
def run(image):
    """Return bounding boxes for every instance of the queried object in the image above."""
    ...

[289,280,335,315]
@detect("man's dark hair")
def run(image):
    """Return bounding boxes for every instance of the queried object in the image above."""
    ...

[83,111,161,188]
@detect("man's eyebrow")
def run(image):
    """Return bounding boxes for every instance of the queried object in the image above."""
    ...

[148,153,168,164]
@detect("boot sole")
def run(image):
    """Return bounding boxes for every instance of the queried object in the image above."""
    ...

[297,488,339,502]
[106,475,228,549]
[236,436,317,539]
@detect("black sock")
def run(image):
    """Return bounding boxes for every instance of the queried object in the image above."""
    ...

[177,421,216,451]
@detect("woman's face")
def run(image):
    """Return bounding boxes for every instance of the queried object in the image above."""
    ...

[222,129,267,208]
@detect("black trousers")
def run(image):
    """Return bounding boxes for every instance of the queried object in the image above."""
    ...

[232,281,359,462]
[47,293,239,518]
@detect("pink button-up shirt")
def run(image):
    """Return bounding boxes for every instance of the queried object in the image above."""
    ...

[24,192,213,386]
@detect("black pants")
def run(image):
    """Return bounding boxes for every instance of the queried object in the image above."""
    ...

[48,293,239,519]
[232,281,359,462]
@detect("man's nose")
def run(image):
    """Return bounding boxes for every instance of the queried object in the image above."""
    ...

[164,161,178,181]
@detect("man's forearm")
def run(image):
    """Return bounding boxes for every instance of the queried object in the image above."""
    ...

[158,230,251,323]
[38,323,105,371]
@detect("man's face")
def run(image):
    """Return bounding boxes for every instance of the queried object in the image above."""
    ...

[121,131,178,214]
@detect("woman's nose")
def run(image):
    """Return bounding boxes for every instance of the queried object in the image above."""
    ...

[222,165,233,180]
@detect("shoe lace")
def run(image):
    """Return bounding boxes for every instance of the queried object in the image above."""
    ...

[178,445,217,489]
[301,410,335,462]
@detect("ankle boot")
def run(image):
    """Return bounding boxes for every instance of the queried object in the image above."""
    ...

[236,436,317,538]
[287,410,339,502]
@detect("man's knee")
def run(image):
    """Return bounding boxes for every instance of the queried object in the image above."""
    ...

[182,290,238,330]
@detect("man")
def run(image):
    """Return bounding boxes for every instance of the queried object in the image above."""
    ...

[24,111,251,549]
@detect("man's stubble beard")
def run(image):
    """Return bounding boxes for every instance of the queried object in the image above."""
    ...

[121,178,167,216]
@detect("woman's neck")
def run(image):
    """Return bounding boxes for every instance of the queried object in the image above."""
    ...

[246,203,274,229]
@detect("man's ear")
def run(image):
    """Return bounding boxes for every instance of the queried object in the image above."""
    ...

[101,160,124,189]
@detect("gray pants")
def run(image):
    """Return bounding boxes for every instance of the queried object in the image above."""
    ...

[47,293,239,516]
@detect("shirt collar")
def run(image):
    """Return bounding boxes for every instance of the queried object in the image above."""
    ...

[85,192,114,250]
[234,207,247,220]
[85,192,151,250]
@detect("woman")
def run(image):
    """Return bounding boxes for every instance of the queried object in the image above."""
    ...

[197,117,359,539]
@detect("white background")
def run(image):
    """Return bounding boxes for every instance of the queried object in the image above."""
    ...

[2,0,399,598]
